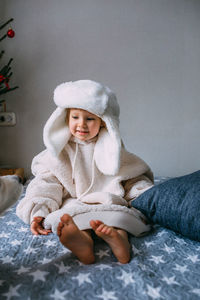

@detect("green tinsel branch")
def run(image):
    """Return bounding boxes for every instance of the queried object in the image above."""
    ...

[0,18,19,99]
[0,18,14,42]
[0,18,14,31]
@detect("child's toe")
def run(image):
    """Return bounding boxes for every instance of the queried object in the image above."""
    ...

[57,221,64,236]
[90,220,98,230]
[97,223,106,232]
[60,214,72,224]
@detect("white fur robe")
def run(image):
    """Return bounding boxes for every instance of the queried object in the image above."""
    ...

[16,137,153,236]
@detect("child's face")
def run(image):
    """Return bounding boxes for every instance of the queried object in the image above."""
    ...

[68,108,102,141]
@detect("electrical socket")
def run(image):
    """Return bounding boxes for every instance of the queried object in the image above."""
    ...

[0,112,16,126]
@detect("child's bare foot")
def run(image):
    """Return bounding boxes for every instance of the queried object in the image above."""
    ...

[57,214,95,264]
[90,220,131,264]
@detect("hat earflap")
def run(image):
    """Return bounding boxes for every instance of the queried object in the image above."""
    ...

[43,107,71,157]
[94,114,121,176]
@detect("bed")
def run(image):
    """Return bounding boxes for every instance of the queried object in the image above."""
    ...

[0,177,200,300]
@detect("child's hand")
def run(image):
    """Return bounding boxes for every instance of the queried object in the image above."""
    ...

[31,216,52,235]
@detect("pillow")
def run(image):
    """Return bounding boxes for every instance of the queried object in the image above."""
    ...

[131,170,200,241]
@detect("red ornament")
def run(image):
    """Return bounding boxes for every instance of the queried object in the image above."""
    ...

[7,28,15,38]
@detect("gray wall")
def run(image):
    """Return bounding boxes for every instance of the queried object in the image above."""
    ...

[1,0,200,178]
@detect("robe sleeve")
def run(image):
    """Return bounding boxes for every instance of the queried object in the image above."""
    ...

[16,151,65,224]
[123,175,154,206]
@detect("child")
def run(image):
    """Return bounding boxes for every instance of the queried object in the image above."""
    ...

[17,80,153,264]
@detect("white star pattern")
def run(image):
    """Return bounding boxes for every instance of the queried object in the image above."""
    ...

[162,276,179,285]
[156,231,166,237]
[1,255,14,264]
[190,289,200,296]
[145,241,155,248]
[138,263,147,271]
[2,284,21,300]
[146,285,162,299]
[116,270,135,287]
[96,249,110,258]
[173,264,188,274]
[72,273,92,286]
[50,289,68,300]
[44,240,58,247]
[149,255,165,264]
[162,244,175,254]
[132,244,141,255]
[17,226,29,232]
[6,221,16,225]
[10,239,21,246]
[1,173,200,300]
[23,246,38,254]
[55,261,71,273]
[29,270,49,282]
[97,289,117,300]
[0,232,10,238]
[186,254,200,263]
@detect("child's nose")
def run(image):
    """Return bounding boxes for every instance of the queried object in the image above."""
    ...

[79,118,86,127]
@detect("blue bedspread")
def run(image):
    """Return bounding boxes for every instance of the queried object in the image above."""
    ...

[0,178,200,300]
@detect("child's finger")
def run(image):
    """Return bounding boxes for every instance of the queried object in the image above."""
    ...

[38,227,51,235]
[31,226,39,235]
[31,222,43,235]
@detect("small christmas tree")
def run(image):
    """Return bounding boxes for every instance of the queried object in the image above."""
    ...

[0,18,18,110]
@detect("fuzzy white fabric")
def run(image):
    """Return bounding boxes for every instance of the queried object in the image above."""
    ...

[43,80,121,175]
[16,137,153,235]
[44,202,151,237]
[0,175,23,213]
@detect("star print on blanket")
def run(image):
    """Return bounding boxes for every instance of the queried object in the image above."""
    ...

[0,178,200,300]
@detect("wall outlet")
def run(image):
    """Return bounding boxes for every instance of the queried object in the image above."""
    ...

[0,112,16,126]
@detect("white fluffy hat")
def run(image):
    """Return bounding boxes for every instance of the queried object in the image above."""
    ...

[43,80,121,175]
